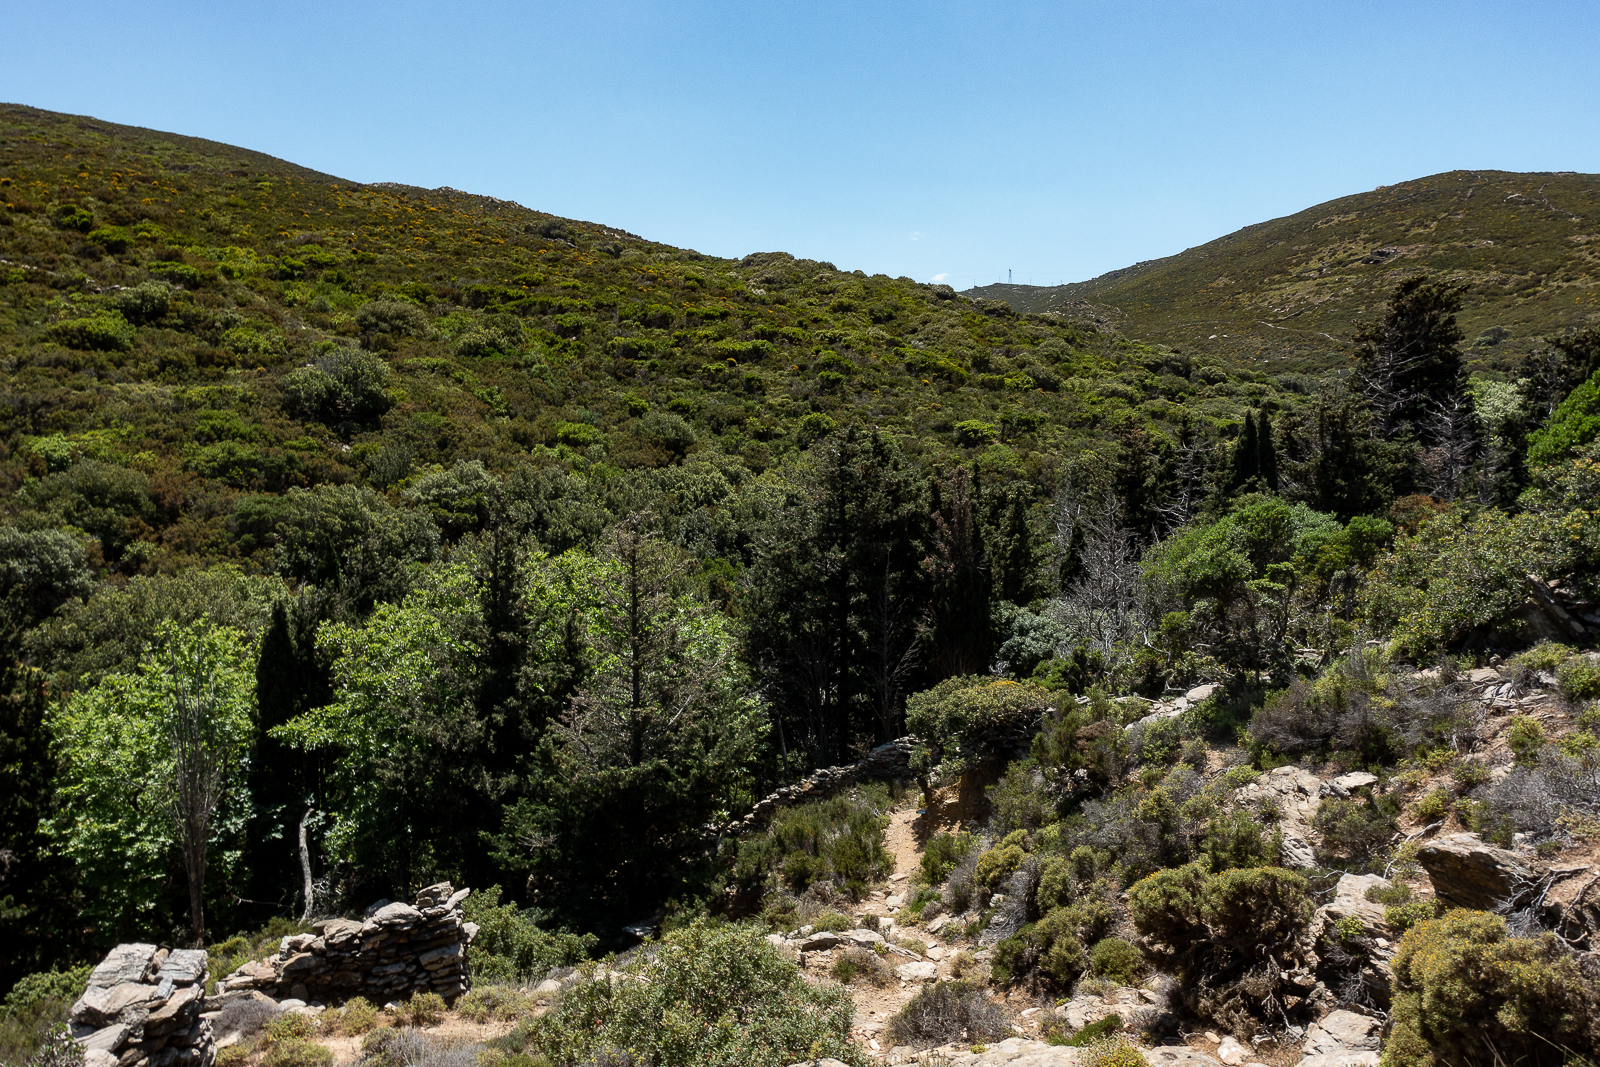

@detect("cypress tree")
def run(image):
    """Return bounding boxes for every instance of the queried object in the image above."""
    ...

[1230,412,1259,490]
[1257,411,1279,492]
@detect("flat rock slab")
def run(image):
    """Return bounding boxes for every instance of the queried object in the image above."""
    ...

[895,961,938,982]
[87,945,159,989]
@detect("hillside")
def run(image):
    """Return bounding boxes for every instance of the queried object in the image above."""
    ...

[968,170,1600,372]
[0,100,1282,568]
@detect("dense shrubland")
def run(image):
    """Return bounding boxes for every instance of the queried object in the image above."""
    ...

[3,106,1600,1063]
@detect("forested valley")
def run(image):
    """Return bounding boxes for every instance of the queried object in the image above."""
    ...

[3,105,1600,1067]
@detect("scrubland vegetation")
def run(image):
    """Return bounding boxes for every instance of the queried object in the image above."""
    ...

[2,105,1600,1067]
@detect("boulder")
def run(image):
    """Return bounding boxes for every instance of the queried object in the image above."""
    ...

[1319,875,1391,936]
[1417,833,1536,910]
[841,928,885,947]
[366,902,422,926]
[1148,1049,1226,1067]
[87,945,160,989]
[895,961,938,982]
[1280,831,1316,869]
[1303,1010,1380,1055]
[1186,683,1220,703]
[798,932,841,951]
[1297,1056,1379,1067]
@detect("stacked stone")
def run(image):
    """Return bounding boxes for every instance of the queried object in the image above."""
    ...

[725,737,915,835]
[219,883,478,1003]
[70,945,214,1067]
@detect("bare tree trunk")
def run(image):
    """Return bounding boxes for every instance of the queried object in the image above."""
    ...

[298,807,315,924]
[167,660,229,948]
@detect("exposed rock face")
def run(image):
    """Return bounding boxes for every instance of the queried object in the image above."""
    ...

[219,882,475,1002]
[1417,833,1537,910]
[70,945,213,1067]
[1302,1010,1380,1056]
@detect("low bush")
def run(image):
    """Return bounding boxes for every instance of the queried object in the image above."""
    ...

[1128,864,1313,1037]
[521,919,861,1067]
[455,986,529,1023]
[1385,909,1599,1067]
[1413,788,1451,822]
[1088,938,1143,985]
[0,966,93,1066]
[462,886,597,984]
[47,312,134,351]
[884,981,1008,1048]
[1558,655,1600,701]
[262,1040,333,1067]
[991,900,1113,990]
[359,1028,483,1067]
[265,1012,319,1045]
[975,831,1029,888]
[328,996,378,1035]
[1052,1013,1122,1047]
[1081,1034,1148,1067]
[732,788,892,901]
[830,947,891,986]
[1312,795,1398,869]
[398,993,445,1027]
[214,996,282,1040]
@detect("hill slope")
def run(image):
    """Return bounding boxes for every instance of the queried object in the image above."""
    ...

[967,170,1600,372]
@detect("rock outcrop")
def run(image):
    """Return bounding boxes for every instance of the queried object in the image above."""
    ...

[70,945,213,1067]
[1417,833,1537,910]
[219,883,476,1002]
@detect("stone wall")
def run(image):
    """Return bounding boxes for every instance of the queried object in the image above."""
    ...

[219,882,477,1003]
[720,737,915,836]
[71,945,213,1067]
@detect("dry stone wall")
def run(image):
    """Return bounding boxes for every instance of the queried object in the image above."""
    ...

[722,737,915,835]
[219,882,477,1002]
[70,945,213,1067]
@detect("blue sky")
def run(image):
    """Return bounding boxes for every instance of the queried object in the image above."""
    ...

[5,1,1598,287]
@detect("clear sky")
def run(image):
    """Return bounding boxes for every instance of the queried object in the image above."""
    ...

[5,1,1598,287]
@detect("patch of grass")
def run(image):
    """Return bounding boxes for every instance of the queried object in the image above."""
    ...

[455,986,531,1023]
[263,1041,333,1067]
[830,947,891,986]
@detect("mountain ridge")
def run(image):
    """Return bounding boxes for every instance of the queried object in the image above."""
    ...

[966,168,1600,373]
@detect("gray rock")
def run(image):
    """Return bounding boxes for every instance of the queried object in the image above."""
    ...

[1297,1055,1379,1067]
[841,928,885,947]
[1302,1010,1380,1055]
[1217,1036,1248,1065]
[894,961,937,982]
[1148,1048,1225,1067]
[1332,772,1378,792]
[84,1049,118,1067]
[87,945,160,990]
[1417,832,1537,910]
[156,952,207,988]
[799,932,841,951]
[368,902,423,926]
[1186,683,1220,703]
[77,1024,129,1052]
[1280,831,1317,868]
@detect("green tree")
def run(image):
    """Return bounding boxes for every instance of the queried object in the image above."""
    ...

[1354,276,1465,439]
[746,426,925,765]
[1527,366,1600,467]
[48,622,256,943]
[498,523,764,921]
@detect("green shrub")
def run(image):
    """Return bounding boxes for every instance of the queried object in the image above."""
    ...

[1221,765,1260,788]
[920,832,976,884]
[1413,788,1451,822]
[1082,1034,1148,1067]
[1557,655,1600,701]
[1508,715,1546,766]
[456,985,530,1023]
[356,299,430,338]
[262,1041,333,1067]
[732,790,891,900]
[884,981,1007,1048]
[908,677,1055,779]
[53,205,93,231]
[329,996,379,1035]
[147,260,202,286]
[1128,864,1313,1036]
[1527,367,1600,467]
[809,911,853,933]
[47,312,134,351]
[265,1013,318,1045]
[1087,938,1142,985]
[399,992,444,1027]
[991,901,1111,989]
[111,281,171,324]
[1385,909,1598,1067]
[975,840,1025,889]
[462,887,597,984]
[1035,854,1077,911]
[523,918,861,1067]
[86,226,131,254]
[1511,642,1575,673]
[1313,795,1398,868]
[1055,1014,1122,1047]
[0,966,93,1066]
[954,420,999,447]
[282,342,392,423]
[1384,901,1437,933]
